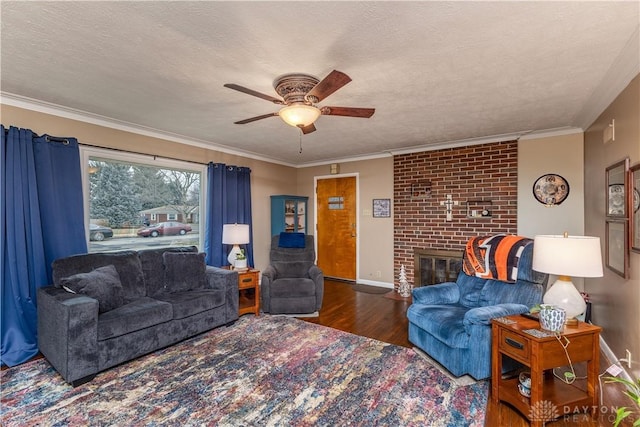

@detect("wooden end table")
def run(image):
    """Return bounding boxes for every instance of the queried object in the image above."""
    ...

[224,267,260,316]
[491,314,601,426]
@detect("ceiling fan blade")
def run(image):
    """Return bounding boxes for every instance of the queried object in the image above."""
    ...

[300,123,316,134]
[306,70,352,103]
[234,112,279,124]
[224,84,284,104]
[321,106,375,118]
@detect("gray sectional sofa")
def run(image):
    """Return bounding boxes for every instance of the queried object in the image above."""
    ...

[37,246,238,386]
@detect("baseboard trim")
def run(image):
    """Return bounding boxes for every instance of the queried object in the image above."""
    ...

[356,278,393,288]
[600,335,634,382]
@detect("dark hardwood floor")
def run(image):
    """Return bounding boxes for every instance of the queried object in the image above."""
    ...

[307,279,637,427]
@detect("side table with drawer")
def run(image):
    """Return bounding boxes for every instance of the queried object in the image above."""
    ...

[223,267,260,316]
[491,315,601,427]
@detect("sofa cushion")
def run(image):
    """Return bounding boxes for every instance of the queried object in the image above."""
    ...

[274,261,313,279]
[479,279,543,308]
[60,265,125,314]
[155,289,225,319]
[163,252,206,293]
[97,297,173,341]
[406,304,471,349]
[455,272,487,308]
[138,246,198,297]
[270,277,317,298]
[53,251,145,300]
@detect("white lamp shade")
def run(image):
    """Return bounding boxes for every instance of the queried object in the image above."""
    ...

[279,104,321,127]
[533,234,603,320]
[532,235,603,278]
[222,224,250,245]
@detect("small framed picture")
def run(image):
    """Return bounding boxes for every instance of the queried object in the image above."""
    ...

[630,162,640,252]
[606,220,628,278]
[373,199,391,218]
[606,158,629,218]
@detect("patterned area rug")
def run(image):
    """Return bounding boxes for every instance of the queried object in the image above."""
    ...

[1,316,488,426]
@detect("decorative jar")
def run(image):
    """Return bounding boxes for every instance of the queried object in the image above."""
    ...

[539,304,566,332]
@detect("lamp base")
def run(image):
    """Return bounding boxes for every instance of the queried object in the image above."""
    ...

[542,277,586,321]
[565,317,579,327]
[227,244,242,266]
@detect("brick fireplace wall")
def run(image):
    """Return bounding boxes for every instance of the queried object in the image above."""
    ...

[393,141,518,284]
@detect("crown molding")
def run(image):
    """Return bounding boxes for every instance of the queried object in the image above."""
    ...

[386,127,580,157]
[0,92,297,168]
[295,127,584,168]
[1,92,586,170]
[518,127,583,141]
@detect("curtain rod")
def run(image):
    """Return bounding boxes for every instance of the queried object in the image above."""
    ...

[78,142,208,166]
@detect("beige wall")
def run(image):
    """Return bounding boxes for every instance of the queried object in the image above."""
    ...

[584,74,640,377]
[517,132,585,239]
[296,157,396,286]
[0,104,297,272]
[517,132,587,289]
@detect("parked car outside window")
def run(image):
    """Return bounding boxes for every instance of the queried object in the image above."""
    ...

[89,224,114,241]
[137,221,192,238]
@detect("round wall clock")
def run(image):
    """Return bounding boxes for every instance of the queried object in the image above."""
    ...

[532,174,570,206]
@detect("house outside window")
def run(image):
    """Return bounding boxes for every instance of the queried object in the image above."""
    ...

[81,147,205,253]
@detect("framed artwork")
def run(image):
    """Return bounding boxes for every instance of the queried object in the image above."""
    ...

[631,163,640,252]
[606,158,629,218]
[532,173,570,206]
[606,220,628,278]
[373,199,391,218]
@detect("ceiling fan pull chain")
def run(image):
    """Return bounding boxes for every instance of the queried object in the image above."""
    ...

[299,129,303,154]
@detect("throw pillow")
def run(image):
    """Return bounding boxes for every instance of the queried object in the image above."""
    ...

[278,232,306,248]
[163,252,206,293]
[60,264,125,314]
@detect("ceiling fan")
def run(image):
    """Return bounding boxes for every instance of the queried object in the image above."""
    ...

[224,70,375,134]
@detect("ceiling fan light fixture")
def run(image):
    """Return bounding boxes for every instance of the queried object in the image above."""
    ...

[278,104,321,128]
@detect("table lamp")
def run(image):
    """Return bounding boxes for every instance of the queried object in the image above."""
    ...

[222,224,250,267]
[532,233,603,325]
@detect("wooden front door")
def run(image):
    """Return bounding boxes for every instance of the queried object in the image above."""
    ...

[316,176,357,280]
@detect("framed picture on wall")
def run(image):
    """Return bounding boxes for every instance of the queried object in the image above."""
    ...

[373,199,391,218]
[606,158,630,218]
[606,220,628,278]
[631,163,640,252]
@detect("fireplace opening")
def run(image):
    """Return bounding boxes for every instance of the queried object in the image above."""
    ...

[413,248,463,287]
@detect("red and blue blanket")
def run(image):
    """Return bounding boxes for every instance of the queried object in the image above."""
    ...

[462,235,533,283]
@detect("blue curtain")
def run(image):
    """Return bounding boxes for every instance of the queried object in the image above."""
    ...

[204,163,253,267]
[1,125,87,367]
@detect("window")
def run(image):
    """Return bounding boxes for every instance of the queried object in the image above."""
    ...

[81,147,205,253]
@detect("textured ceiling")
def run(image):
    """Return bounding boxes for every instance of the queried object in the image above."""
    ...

[1,1,639,166]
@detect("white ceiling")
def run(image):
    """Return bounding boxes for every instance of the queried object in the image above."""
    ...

[1,1,639,166]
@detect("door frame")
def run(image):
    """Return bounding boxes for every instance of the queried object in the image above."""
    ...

[314,173,359,281]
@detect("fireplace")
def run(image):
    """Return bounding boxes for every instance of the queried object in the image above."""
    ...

[413,248,463,287]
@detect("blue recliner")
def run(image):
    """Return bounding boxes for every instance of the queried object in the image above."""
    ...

[407,240,546,380]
